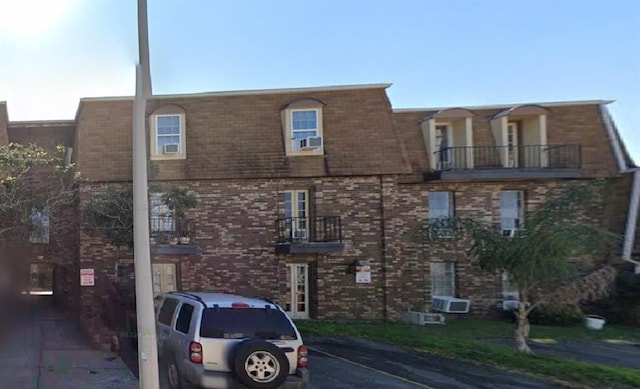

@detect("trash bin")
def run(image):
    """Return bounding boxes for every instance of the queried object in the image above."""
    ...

[585,314,606,330]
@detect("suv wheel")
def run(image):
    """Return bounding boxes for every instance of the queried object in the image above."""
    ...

[167,355,184,389]
[233,339,289,389]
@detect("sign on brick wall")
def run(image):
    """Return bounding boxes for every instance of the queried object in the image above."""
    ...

[356,264,371,283]
[80,268,95,286]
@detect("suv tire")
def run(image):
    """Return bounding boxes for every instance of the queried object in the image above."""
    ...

[233,339,290,389]
[167,354,185,389]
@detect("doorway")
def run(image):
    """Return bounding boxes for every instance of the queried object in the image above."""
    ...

[152,263,178,296]
[285,263,309,319]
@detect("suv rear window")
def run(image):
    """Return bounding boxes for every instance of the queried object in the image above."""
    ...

[199,308,297,340]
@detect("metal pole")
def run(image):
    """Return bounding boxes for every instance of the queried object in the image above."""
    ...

[133,0,160,387]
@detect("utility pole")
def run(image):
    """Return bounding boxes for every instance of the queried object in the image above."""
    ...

[133,0,160,388]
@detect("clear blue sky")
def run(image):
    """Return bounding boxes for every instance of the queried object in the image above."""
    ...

[1,0,638,162]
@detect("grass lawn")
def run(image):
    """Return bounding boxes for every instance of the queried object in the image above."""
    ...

[296,319,640,389]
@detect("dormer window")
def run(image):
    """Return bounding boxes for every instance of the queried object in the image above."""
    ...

[490,105,549,168]
[420,108,474,170]
[282,99,325,156]
[156,115,181,155]
[149,105,187,160]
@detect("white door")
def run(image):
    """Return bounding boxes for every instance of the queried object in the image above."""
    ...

[285,264,309,319]
[507,122,519,167]
[284,190,309,240]
[152,263,177,296]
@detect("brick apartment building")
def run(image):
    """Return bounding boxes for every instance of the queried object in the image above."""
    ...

[1,83,638,348]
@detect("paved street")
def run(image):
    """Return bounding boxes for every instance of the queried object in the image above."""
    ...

[304,337,568,389]
[0,295,137,389]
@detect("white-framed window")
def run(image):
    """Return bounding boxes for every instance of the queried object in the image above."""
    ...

[151,194,174,232]
[282,100,324,156]
[284,190,308,240]
[428,191,454,237]
[500,190,523,234]
[502,271,519,300]
[431,262,456,296]
[150,109,186,160]
[156,115,181,154]
[291,109,319,140]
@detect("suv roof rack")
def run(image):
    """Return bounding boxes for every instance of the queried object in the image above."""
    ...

[168,291,207,307]
[251,295,277,305]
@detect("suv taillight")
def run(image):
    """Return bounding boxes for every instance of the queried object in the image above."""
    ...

[297,345,308,368]
[189,341,203,364]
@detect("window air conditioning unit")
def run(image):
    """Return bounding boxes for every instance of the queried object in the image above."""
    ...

[502,229,516,237]
[402,311,446,325]
[163,144,180,154]
[502,300,520,311]
[298,136,322,150]
[432,296,470,313]
[292,229,307,240]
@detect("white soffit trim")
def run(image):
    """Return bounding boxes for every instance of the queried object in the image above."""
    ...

[80,83,394,102]
[394,99,614,113]
[599,104,628,173]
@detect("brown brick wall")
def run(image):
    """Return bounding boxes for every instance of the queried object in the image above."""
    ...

[384,178,610,318]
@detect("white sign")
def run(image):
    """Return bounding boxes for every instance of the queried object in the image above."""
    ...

[356,265,371,283]
[80,268,95,286]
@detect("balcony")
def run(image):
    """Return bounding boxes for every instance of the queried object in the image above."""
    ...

[275,216,344,254]
[150,216,200,255]
[432,144,583,180]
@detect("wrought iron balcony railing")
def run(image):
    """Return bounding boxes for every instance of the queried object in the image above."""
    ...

[433,144,582,171]
[276,216,342,244]
[150,216,196,245]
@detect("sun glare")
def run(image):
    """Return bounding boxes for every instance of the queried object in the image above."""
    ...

[0,0,77,36]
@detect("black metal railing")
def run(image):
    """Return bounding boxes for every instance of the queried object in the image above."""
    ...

[150,216,196,244]
[433,144,582,171]
[276,216,342,244]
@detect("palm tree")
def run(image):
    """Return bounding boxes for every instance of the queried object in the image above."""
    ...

[413,181,619,353]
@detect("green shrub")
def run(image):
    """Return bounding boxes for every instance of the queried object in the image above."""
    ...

[528,304,585,326]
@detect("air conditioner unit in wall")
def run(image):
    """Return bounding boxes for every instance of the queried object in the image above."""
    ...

[432,296,470,313]
[298,136,322,150]
[502,300,520,311]
[292,229,307,240]
[163,144,179,154]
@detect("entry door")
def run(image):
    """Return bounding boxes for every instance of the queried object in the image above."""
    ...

[152,263,177,295]
[285,264,309,319]
[435,124,452,169]
[506,122,519,167]
[284,190,309,240]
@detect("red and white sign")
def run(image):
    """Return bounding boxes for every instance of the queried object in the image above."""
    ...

[356,265,372,284]
[80,268,95,286]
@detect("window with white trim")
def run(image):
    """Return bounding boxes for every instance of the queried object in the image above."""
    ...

[291,110,318,141]
[283,190,308,240]
[281,100,324,156]
[500,190,523,235]
[156,115,181,154]
[149,107,186,160]
[428,191,454,237]
[151,194,174,232]
[431,262,456,296]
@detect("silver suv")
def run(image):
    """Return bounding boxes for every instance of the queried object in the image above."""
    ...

[155,292,310,389]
